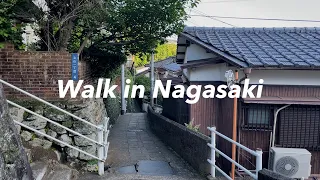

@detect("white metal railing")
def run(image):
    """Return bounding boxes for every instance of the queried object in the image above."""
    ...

[0,79,110,176]
[207,127,263,180]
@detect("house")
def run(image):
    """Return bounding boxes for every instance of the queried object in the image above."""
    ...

[136,56,182,84]
[172,27,320,175]
[144,56,181,79]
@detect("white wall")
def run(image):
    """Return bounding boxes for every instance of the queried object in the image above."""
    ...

[188,63,229,82]
[240,69,320,86]
[185,44,216,61]
[183,43,218,80]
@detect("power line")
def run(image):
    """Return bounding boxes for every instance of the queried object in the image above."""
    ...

[190,14,320,23]
[192,9,236,27]
[186,19,200,26]
[200,0,254,4]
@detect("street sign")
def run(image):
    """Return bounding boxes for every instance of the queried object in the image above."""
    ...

[71,53,79,81]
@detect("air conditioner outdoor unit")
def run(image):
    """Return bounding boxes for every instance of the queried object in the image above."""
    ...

[268,147,311,179]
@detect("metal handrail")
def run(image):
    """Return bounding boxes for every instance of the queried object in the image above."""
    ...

[0,79,110,176]
[0,79,103,130]
[207,127,263,180]
[8,100,103,146]
[208,127,259,156]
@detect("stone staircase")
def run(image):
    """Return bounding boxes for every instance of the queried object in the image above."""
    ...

[30,161,78,180]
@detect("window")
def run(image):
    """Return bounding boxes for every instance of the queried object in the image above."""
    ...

[242,104,274,129]
[247,108,270,125]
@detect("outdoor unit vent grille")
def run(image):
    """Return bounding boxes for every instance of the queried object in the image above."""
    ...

[275,156,299,177]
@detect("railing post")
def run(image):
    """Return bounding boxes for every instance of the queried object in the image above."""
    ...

[256,148,263,179]
[211,127,216,178]
[98,125,104,176]
[103,117,109,160]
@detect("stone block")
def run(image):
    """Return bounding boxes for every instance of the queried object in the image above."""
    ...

[29,138,52,149]
[79,146,96,161]
[66,147,79,159]
[22,115,47,130]
[44,107,72,122]
[49,123,67,134]
[74,134,96,146]
[21,131,32,142]
[58,134,73,147]
[47,130,57,138]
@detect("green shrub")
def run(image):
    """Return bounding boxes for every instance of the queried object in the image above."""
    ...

[134,76,151,95]
[185,119,200,132]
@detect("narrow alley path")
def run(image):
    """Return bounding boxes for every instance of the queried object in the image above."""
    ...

[80,113,204,180]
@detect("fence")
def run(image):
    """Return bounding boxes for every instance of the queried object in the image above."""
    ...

[0,79,109,176]
[162,95,189,125]
[207,127,263,180]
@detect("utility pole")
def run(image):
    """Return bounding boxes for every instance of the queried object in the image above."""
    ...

[231,70,239,179]
[121,52,126,115]
[150,49,155,108]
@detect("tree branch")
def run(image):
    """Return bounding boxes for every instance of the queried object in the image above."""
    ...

[77,30,92,54]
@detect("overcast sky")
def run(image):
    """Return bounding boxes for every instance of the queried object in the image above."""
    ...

[186,0,320,27]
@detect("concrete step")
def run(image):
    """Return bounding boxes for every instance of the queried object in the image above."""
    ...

[44,164,78,180]
[30,162,48,180]
[30,161,78,180]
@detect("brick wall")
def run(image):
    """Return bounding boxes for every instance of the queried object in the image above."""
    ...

[0,44,92,101]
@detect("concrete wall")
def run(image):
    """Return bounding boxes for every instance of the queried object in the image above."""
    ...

[258,169,293,180]
[0,44,91,100]
[147,106,211,176]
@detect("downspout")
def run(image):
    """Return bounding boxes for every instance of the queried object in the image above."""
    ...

[271,104,291,147]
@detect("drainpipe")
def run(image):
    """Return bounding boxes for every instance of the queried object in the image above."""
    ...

[271,104,291,147]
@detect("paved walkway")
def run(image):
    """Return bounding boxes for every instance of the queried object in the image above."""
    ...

[105,113,204,179]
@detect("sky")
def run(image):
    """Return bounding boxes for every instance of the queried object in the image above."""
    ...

[186,0,320,27]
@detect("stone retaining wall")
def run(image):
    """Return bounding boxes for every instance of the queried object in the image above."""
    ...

[147,106,211,176]
[9,98,107,162]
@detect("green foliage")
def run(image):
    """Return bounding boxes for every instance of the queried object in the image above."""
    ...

[134,76,151,95]
[134,43,177,67]
[105,93,121,125]
[185,119,201,132]
[98,0,199,54]
[104,67,122,124]
[12,0,198,77]
[87,159,99,165]
[0,0,24,49]
[83,45,127,78]
[154,43,177,62]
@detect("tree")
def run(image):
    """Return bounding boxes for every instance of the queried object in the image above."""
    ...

[134,43,177,67]
[93,0,199,54]
[0,0,24,49]
[16,0,199,53]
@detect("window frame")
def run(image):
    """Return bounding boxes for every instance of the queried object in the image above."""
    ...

[241,103,275,130]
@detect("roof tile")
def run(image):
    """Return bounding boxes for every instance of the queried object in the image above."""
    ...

[183,27,320,67]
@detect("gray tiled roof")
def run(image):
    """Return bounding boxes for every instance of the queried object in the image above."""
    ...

[183,27,320,68]
[145,56,176,68]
